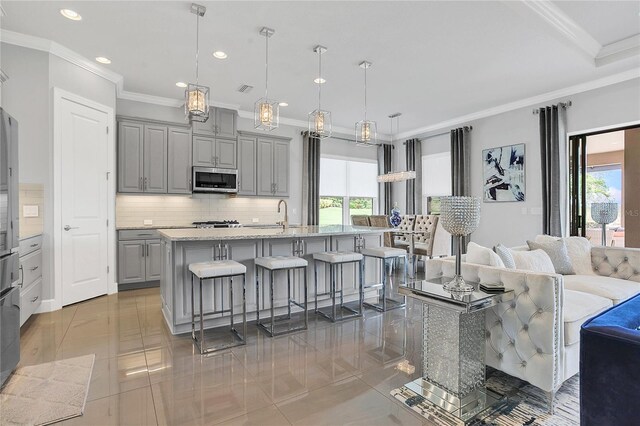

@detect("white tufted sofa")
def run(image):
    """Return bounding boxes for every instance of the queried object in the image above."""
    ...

[426,244,640,410]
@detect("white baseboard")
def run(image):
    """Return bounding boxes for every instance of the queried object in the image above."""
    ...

[36,298,61,313]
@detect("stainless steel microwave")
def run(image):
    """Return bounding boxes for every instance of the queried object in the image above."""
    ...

[192,167,238,193]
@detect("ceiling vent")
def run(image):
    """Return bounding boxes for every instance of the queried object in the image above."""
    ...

[237,84,253,93]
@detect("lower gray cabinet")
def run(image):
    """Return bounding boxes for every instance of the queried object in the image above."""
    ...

[118,230,162,285]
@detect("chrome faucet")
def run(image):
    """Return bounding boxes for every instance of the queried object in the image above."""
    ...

[277,199,289,230]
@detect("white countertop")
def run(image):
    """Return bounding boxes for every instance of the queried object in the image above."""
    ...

[158,225,391,241]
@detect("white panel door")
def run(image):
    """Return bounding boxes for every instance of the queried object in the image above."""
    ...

[60,97,109,306]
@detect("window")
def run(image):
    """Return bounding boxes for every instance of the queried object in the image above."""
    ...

[319,158,378,225]
[422,152,451,214]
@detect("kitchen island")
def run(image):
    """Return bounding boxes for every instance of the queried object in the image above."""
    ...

[158,225,389,334]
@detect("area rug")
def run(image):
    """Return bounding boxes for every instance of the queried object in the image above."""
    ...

[391,370,579,426]
[0,354,95,425]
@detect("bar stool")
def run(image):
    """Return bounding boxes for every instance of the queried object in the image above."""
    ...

[255,256,309,337]
[313,251,364,322]
[189,259,247,355]
[361,247,408,312]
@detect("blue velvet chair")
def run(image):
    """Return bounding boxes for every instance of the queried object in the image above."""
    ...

[580,294,640,426]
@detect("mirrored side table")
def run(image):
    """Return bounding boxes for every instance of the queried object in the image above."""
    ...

[398,278,514,424]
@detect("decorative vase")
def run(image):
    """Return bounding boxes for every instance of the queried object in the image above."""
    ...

[389,203,402,228]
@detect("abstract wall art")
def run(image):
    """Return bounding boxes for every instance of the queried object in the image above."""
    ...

[482,143,525,202]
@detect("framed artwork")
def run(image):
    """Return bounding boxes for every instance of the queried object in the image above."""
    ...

[482,143,525,202]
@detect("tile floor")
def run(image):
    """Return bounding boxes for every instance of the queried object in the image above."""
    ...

[19,287,431,425]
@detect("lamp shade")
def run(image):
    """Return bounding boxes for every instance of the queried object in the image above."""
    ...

[440,196,481,237]
[591,202,618,225]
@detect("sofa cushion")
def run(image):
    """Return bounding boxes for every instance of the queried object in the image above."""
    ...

[528,239,575,275]
[563,275,640,305]
[510,249,555,273]
[494,244,515,269]
[564,290,612,346]
[535,235,594,275]
[467,242,505,268]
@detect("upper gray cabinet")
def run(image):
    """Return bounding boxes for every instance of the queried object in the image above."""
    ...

[168,127,192,194]
[192,135,236,169]
[117,118,190,194]
[118,121,144,193]
[191,107,237,138]
[249,134,290,197]
[237,136,257,195]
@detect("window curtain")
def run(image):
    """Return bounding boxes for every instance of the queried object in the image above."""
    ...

[450,127,471,253]
[539,105,568,237]
[302,131,321,226]
[405,138,422,215]
[378,144,393,215]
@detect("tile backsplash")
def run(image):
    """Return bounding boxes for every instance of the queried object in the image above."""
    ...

[116,194,286,228]
[19,183,44,238]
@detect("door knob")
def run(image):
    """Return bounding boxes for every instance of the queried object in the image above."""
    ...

[64,225,79,231]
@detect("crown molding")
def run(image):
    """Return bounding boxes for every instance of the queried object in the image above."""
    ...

[519,0,601,59]
[596,34,640,67]
[396,68,640,141]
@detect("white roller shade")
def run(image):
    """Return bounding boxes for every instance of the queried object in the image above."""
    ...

[320,158,347,196]
[348,161,378,197]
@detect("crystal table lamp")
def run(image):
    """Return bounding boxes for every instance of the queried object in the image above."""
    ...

[440,196,481,293]
[591,202,618,246]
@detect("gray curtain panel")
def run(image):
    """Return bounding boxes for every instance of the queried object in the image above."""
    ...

[302,131,321,226]
[539,105,568,237]
[405,138,422,215]
[378,144,393,215]
[450,127,471,253]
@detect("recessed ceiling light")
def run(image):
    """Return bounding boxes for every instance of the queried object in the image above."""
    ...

[95,57,111,64]
[60,9,82,21]
[279,102,289,107]
[213,51,228,59]
[175,82,187,88]
[314,78,326,84]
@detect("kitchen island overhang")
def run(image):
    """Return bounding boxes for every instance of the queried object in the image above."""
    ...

[158,225,391,334]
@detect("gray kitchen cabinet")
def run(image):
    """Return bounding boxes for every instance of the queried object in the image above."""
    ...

[273,140,290,197]
[191,107,237,138]
[143,125,168,193]
[145,239,162,281]
[118,240,146,284]
[193,135,236,169]
[255,136,290,197]
[118,230,162,286]
[168,126,192,193]
[215,108,237,139]
[257,138,275,196]
[216,137,237,169]
[237,136,257,195]
[117,121,144,193]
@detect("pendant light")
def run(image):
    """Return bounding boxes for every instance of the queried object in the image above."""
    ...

[308,45,332,138]
[355,60,377,145]
[254,27,279,131]
[185,3,210,123]
[377,113,416,182]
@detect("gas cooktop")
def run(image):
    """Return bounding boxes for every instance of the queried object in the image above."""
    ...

[192,220,241,228]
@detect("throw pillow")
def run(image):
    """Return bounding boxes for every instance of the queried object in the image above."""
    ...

[494,244,515,269]
[467,242,505,268]
[535,235,594,275]
[509,249,555,273]
[527,239,576,275]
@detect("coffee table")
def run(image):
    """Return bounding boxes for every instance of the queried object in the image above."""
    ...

[397,277,514,424]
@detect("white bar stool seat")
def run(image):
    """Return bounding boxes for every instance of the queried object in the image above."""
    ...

[189,259,247,355]
[362,246,408,312]
[255,256,309,337]
[312,251,364,322]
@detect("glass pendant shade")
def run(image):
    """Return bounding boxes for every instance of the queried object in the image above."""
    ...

[186,83,209,122]
[309,109,332,138]
[356,120,377,145]
[254,98,279,130]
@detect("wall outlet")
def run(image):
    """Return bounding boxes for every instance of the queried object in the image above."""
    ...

[530,207,543,215]
[143,219,153,225]
[23,205,39,218]
[292,208,297,215]
[252,218,259,223]
[521,207,528,215]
